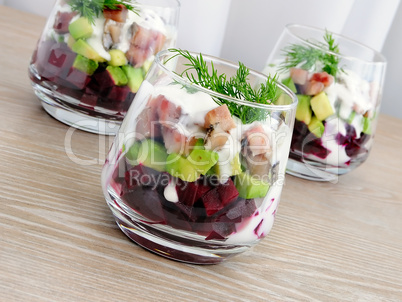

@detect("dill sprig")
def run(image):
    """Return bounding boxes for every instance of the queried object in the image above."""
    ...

[68,0,138,25]
[168,49,279,124]
[280,30,341,77]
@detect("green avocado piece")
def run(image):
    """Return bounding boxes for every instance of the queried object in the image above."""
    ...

[126,139,168,172]
[125,141,141,162]
[166,153,200,182]
[72,55,98,75]
[72,39,106,62]
[282,77,297,93]
[142,58,153,74]
[308,116,325,138]
[67,35,76,49]
[234,171,270,199]
[122,65,144,93]
[347,111,356,124]
[108,49,128,67]
[187,148,219,175]
[362,116,372,134]
[106,66,128,86]
[275,93,293,105]
[69,17,93,40]
[310,91,334,121]
[295,94,312,124]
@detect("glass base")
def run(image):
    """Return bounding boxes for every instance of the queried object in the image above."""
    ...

[33,86,122,135]
[106,193,250,265]
[286,158,341,182]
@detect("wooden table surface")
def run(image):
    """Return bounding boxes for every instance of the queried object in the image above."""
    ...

[0,6,401,302]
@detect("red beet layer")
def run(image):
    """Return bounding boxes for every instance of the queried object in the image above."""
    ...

[111,161,259,241]
[290,120,370,164]
[30,39,135,116]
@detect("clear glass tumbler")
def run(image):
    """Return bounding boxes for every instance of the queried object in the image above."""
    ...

[101,49,298,264]
[29,0,180,135]
[263,24,386,181]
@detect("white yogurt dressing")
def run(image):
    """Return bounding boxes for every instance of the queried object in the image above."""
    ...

[54,3,171,61]
[225,183,283,244]
[87,16,112,61]
[305,117,351,166]
[153,82,219,128]
[164,178,179,203]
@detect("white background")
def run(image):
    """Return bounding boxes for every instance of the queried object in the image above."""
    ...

[3,0,401,119]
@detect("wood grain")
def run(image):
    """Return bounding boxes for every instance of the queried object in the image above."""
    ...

[0,6,401,302]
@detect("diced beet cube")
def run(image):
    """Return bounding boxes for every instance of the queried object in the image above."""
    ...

[205,220,236,240]
[125,164,167,189]
[216,179,239,207]
[97,97,123,112]
[176,178,213,207]
[53,11,76,34]
[80,88,98,108]
[176,181,198,207]
[93,70,118,89]
[123,187,165,223]
[64,68,91,90]
[55,86,83,101]
[38,43,76,80]
[120,92,135,112]
[108,85,131,102]
[161,202,192,232]
[201,188,223,216]
[174,202,206,222]
[225,198,257,221]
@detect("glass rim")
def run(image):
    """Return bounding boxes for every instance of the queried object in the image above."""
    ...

[285,23,387,65]
[132,0,181,9]
[154,49,298,112]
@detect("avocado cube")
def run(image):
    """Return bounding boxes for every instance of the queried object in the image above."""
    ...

[295,94,312,124]
[72,39,106,62]
[310,91,334,121]
[67,35,76,49]
[142,58,153,74]
[106,66,128,86]
[308,116,325,138]
[347,111,356,124]
[122,65,144,93]
[282,77,297,93]
[127,139,168,172]
[125,141,141,161]
[69,17,93,40]
[108,49,128,67]
[166,153,200,182]
[275,94,293,105]
[187,149,219,175]
[362,116,372,134]
[234,171,270,199]
[72,55,98,75]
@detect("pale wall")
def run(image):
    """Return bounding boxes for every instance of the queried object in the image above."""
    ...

[4,0,401,119]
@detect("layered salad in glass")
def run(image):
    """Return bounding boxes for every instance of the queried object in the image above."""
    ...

[29,0,179,124]
[263,26,386,179]
[101,49,297,263]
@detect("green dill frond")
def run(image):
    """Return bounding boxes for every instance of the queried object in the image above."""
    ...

[69,0,138,25]
[168,49,279,124]
[279,30,341,77]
